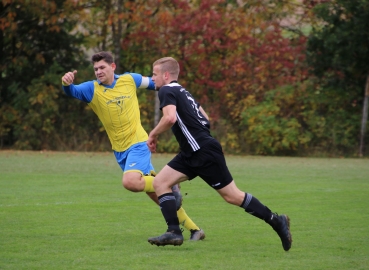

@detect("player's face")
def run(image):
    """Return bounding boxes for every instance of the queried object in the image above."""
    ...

[152,65,164,90]
[93,60,116,85]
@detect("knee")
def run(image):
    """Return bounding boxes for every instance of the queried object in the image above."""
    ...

[152,178,161,191]
[222,194,243,206]
[222,195,237,205]
[152,177,168,193]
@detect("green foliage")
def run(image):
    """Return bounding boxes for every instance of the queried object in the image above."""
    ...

[155,132,181,153]
[306,0,369,97]
[240,85,312,155]
[306,84,363,155]
[304,0,369,155]
[12,63,60,149]
[211,118,243,154]
[0,105,19,148]
[0,0,101,150]
[240,81,364,156]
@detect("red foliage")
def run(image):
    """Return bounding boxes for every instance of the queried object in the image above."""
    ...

[123,0,308,122]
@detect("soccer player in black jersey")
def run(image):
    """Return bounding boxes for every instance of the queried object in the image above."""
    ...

[147,57,292,251]
[61,51,205,241]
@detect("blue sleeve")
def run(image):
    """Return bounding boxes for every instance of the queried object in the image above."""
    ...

[129,73,156,90]
[62,81,95,103]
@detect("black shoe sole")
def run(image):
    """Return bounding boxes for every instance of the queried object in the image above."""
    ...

[148,239,183,246]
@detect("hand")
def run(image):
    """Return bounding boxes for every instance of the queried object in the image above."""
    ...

[147,135,158,153]
[62,70,77,86]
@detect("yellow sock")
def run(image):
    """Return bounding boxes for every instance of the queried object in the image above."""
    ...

[143,175,155,192]
[177,207,200,231]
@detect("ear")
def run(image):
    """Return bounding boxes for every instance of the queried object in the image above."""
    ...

[164,71,170,80]
[111,63,117,70]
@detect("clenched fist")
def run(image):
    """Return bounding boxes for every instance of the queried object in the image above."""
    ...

[62,70,77,86]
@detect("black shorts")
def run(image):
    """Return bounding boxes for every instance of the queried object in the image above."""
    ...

[168,139,233,190]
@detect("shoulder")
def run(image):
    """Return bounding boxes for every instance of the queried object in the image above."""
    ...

[117,73,155,90]
[161,82,182,92]
[115,73,137,85]
[117,73,134,80]
[117,72,142,80]
[166,82,182,88]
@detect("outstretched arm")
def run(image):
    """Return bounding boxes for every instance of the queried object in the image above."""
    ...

[147,105,177,152]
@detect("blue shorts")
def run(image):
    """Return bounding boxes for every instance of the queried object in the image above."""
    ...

[114,142,155,175]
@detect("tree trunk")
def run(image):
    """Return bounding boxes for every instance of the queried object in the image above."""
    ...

[154,91,160,127]
[113,0,123,74]
[359,75,369,157]
[101,1,112,51]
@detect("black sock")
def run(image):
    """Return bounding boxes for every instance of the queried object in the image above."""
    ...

[158,193,181,234]
[240,193,273,222]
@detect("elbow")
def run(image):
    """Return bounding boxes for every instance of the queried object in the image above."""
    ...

[62,86,72,96]
[166,115,177,125]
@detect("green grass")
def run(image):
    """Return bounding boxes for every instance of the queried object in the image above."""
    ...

[0,151,368,270]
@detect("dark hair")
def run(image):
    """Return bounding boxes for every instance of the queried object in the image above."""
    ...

[91,51,114,64]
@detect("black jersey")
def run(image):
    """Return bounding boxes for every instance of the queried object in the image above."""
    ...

[158,82,213,156]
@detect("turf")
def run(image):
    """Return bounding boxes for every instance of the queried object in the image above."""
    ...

[0,151,368,270]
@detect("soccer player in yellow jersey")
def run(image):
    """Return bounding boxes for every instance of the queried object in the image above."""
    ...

[61,51,204,240]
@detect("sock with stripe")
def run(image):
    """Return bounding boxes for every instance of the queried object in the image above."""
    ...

[158,193,182,234]
[240,193,273,221]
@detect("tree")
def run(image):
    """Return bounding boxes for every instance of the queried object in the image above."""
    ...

[0,0,91,149]
[306,0,369,155]
[122,0,308,153]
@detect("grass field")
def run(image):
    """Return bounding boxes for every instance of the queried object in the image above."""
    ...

[0,151,368,270]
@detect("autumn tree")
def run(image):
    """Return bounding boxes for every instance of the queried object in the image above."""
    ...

[0,0,95,149]
[122,0,308,153]
[2,0,364,155]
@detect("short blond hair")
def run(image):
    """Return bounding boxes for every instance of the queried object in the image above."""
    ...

[153,57,180,78]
